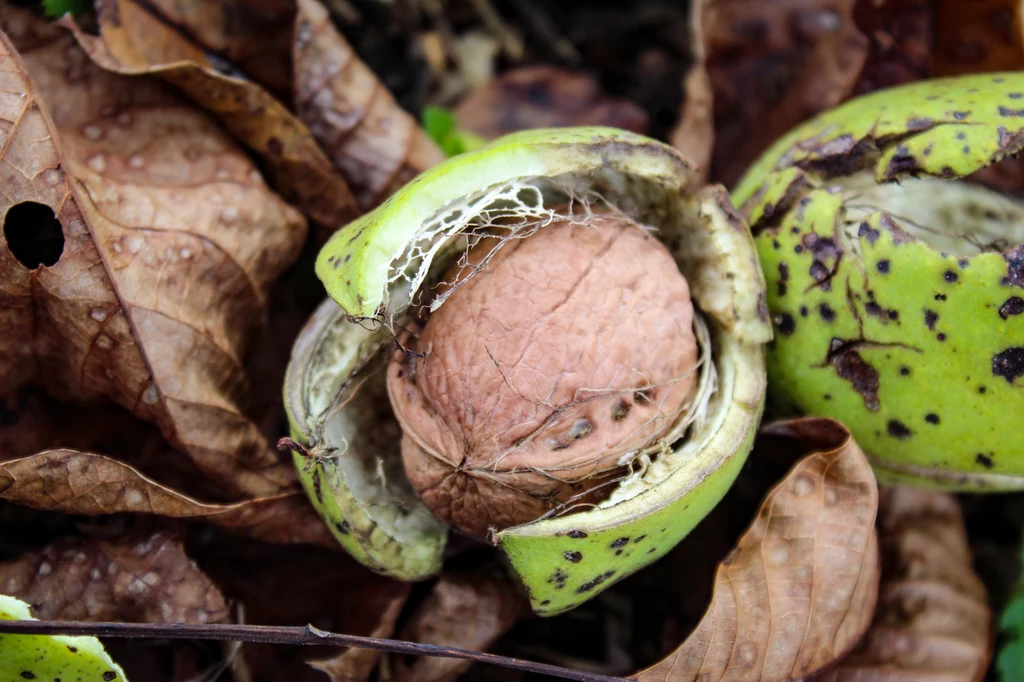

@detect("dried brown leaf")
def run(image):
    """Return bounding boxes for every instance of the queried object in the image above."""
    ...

[692,0,869,186]
[294,0,443,211]
[0,450,335,547]
[634,417,880,682]
[388,571,530,682]
[0,528,229,624]
[65,0,359,228]
[133,0,296,94]
[307,584,411,682]
[0,388,230,501]
[195,537,412,682]
[454,65,648,141]
[933,0,1023,75]
[852,0,936,95]
[0,8,305,497]
[856,0,1022,87]
[669,0,713,180]
[811,487,991,682]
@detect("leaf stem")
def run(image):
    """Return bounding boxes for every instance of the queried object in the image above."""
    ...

[0,620,630,682]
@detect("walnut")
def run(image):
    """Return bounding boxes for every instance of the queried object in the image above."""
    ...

[386,213,700,539]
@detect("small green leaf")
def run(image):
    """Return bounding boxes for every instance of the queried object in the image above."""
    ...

[420,105,487,158]
[998,540,1024,681]
[421,105,456,144]
[0,594,128,682]
[41,0,92,18]
[1003,594,1024,631]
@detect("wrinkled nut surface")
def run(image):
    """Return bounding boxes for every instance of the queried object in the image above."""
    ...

[386,213,700,539]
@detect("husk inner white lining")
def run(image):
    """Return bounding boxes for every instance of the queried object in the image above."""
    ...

[841,173,1024,255]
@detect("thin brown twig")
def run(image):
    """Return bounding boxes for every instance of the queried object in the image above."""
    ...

[0,620,630,682]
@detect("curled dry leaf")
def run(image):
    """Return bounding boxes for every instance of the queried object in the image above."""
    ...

[0,387,238,501]
[811,487,991,682]
[0,451,336,548]
[388,571,531,682]
[135,0,296,94]
[294,0,444,211]
[65,0,359,228]
[0,529,229,624]
[687,0,868,185]
[0,7,305,497]
[669,0,713,179]
[634,417,879,682]
[453,65,648,141]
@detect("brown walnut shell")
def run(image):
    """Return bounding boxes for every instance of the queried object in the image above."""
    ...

[386,213,700,538]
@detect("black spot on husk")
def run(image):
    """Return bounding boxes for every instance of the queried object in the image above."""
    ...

[1000,297,1024,319]
[887,420,912,439]
[576,570,616,594]
[776,313,796,335]
[1003,246,1024,288]
[828,338,880,411]
[858,222,880,244]
[993,347,1024,384]
[312,470,324,504]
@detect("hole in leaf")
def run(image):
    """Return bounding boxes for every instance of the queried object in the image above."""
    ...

[4,202,64,269]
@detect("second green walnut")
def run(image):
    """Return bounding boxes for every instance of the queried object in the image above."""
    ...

[735,72,1024,489]
[283,127,770,615]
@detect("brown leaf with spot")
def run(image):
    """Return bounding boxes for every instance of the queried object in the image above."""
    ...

[64,0,359,228]
[454,65,648,141]
[0,528,229,624]
[634,418,879,682]
[388,571,530,682]
[687,0,868,186]
[810,487,991,682]
[0,8,305,498]
[0,450,335,548]
[294,0,443,211]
